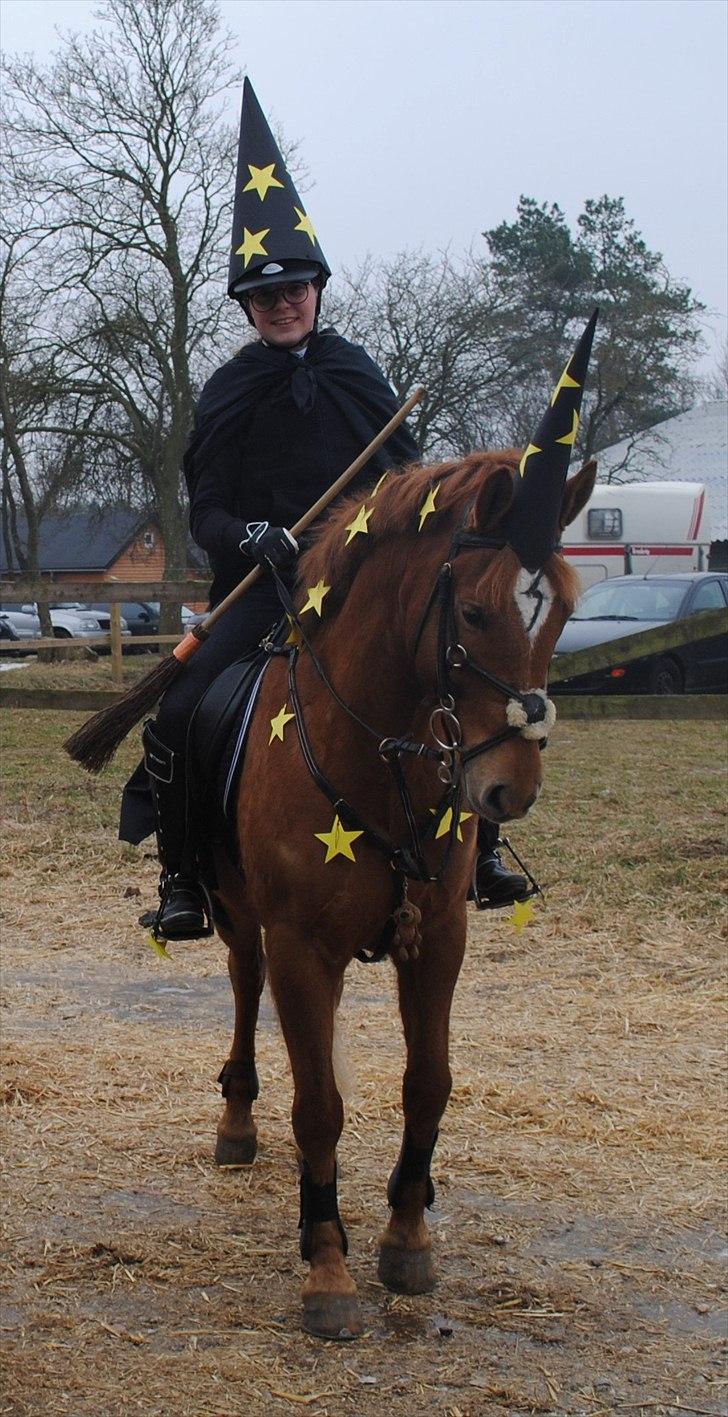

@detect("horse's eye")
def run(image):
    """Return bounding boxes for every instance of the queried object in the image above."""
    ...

[461,603,485,629]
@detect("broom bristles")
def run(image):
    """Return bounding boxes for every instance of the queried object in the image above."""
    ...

[63,651,184,773]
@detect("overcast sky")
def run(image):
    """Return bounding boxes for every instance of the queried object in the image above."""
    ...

[2,0,727,375]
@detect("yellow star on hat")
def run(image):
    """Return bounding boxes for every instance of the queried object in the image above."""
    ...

[300,579,331,616]
[518,443,541,477]
[269,703,295,744]
[344,504,373,545]
[235,226,270,267]
[550,362,580,407]
[418,483,440,531]
[315,813,364,863]
[370,471,389,498]
[556,409,580,447]
[243,163,284,200]
[430,806,474,842]
[293,206,317,245]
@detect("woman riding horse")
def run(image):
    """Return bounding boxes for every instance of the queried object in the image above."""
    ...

[119,78,527,934]
[210,311,598,1337]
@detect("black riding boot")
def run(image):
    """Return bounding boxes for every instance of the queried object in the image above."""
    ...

[470,818,528,909]
[141,720,212,941]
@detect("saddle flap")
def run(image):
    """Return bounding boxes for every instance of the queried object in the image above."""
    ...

[187,647,272,854]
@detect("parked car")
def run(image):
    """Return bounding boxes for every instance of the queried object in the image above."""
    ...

[136,601,206,629]
[182,604,206,628]
[87,601,160,652]
[551,573,728,694]
[0,604,42,645]
[50,603,130,645]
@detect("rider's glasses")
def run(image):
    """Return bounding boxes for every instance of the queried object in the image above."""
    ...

[248,281,311,312]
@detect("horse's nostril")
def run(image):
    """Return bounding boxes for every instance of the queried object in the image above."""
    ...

[485,785,507,817]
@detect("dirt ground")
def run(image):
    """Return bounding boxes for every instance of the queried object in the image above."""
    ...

[1,710,726,1416]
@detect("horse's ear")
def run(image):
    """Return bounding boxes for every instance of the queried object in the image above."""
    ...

[559,459,597,530]
[471,464,515,533]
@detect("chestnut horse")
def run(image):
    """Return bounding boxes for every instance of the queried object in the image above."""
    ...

[209,449,596,1338]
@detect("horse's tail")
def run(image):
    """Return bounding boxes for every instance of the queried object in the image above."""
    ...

[332,1007,355,1110]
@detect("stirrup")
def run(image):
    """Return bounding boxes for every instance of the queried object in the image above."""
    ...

[148,873,215,942]
[470,835,542,912]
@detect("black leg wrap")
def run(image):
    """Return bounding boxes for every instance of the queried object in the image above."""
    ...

[387,1128,438,1210]
[217,1061,259,1100]
[298,1162,348,1261]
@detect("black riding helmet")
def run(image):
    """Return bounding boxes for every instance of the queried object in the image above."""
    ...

[232,259,328,327]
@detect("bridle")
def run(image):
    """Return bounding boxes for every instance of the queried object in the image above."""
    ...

[412,521,556,786]
[264,517,556,893]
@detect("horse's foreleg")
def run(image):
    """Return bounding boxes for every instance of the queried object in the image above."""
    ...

[266,935,362,1340]
[212,857,265,1167]
[379,914,466,1294]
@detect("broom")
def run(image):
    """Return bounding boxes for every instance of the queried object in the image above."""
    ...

[64,385,425,773]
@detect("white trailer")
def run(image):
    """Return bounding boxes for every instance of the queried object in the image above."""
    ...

[562,481,711,588]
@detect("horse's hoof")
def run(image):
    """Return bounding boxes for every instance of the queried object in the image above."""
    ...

[378,1243,436,1294]
[302,1292,363,1340]
[214,1133,257,1167]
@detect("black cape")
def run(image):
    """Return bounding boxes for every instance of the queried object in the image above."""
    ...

[184,327,418,500]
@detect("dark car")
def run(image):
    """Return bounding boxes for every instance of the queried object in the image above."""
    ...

[551,573,728,694]
[87,601,160,652]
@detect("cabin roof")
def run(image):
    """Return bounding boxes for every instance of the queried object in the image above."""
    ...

[0,508,205,574]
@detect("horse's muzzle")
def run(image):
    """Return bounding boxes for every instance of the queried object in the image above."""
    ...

[463,764,542,823]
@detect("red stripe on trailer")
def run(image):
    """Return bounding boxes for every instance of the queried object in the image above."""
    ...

[563,544,695,557]
[629,545,694,556]
[563,545,626,556]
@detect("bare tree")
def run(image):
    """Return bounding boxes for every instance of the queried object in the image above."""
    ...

[324,249,521,458]
[701,340,728,402]
[3,0,243,623]
[0,212,92,631]
[0,183,146,623]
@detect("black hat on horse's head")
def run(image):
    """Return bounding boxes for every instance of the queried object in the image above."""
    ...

[504,310,598,572]
[228,78,331,301]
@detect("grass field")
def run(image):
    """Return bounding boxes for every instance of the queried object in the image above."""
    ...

[1,706,726,1417]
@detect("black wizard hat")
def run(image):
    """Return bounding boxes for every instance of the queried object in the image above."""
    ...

[505,310,598,571]
[227,78,331,300]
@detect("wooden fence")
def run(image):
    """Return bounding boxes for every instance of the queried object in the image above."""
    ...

[0,580,210,684]
[0,579,726,720]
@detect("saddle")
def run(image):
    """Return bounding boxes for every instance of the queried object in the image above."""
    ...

[187,643,273,872]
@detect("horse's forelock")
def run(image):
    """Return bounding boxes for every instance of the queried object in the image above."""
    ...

[474,545,581,618]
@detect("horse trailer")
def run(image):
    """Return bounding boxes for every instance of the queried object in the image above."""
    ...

[563,480,711,588]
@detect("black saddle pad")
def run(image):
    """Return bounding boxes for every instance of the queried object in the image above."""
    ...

[187,646,273,866]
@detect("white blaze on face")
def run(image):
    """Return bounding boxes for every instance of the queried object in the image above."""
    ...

[514,567,553,639]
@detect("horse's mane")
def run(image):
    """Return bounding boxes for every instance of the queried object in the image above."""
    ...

[296,450,579,620]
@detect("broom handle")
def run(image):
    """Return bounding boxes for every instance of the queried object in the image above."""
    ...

[179,385,425,650]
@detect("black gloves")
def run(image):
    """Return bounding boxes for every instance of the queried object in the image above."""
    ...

[240,520,299,570]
